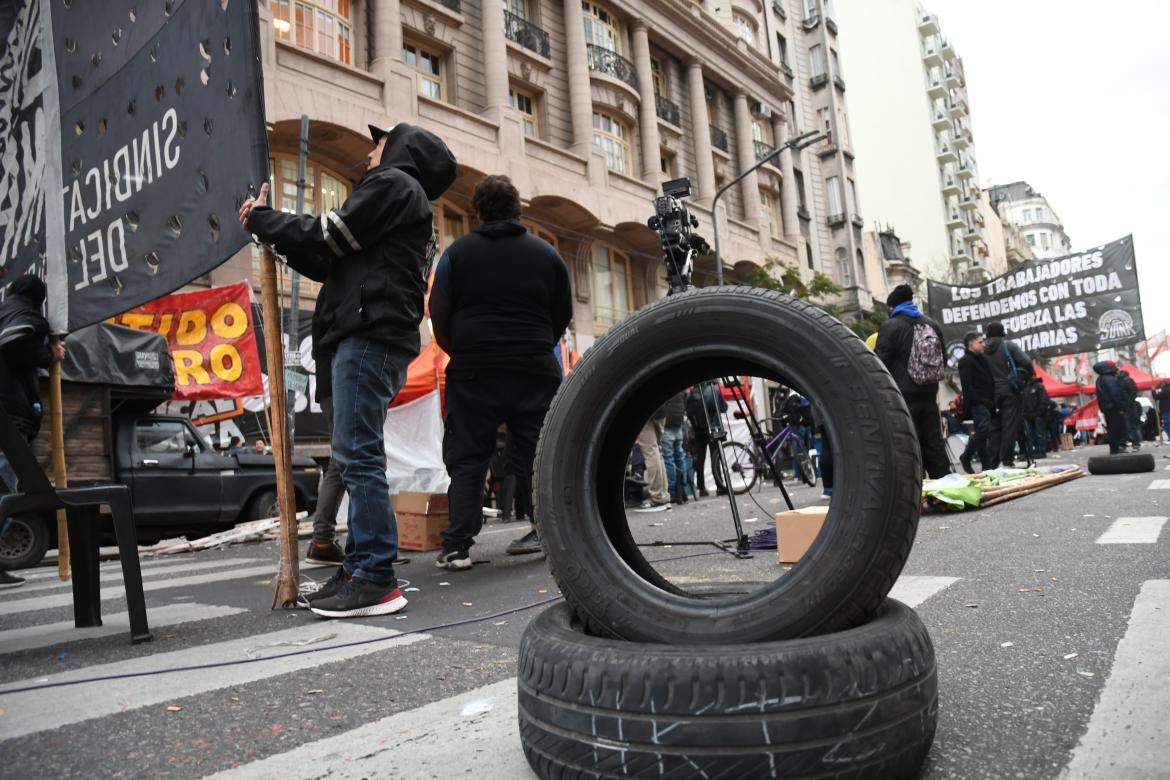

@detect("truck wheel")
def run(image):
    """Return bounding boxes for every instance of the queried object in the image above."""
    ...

[519,601,937,779]
[1087,452,1155,475]
[534,286,922,644]
[0,514,51,569]
[249,490,279,521]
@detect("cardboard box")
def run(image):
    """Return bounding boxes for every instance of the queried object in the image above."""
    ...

[775,505,827,563]
[393,492,450,551]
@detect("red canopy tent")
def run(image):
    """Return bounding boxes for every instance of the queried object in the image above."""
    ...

[1034,365,1082,398]
[391,341,449,408]
[1068,399,1100,430]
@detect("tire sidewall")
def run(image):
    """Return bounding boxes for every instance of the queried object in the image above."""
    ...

[0,513,51,569]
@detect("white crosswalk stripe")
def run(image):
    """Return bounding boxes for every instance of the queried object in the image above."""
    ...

[1063,580,1170,779]
[5,558,263,595]
[1148,479,1170,490]
[208,677,530,780]
[14,554,234,583]
[0,603,248,655]
[0,624,428,740]
[1095,517,1168,544]
[0,565,277,617]
[889,575,960,607]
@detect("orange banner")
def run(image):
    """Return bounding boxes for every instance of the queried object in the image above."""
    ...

[111,281,263,401]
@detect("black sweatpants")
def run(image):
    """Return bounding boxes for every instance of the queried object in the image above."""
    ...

[996,393,1024,465]
[441,368,561,551]
[905,396,951,479]
[1104,409,1129,453]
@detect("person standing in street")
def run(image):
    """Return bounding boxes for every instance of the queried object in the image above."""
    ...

[240,122,456,617]
[1156,380,1170,442]
[303,357,346,567]
[873,284,951,479]
[983,322,1033,468]
[1117,369,1141,451]
[957,331,994,473]
[686,383,728,497]
[1094,361,1129,454]
[659,392,688,505]
[1022,376,1051,459]
[633,406,671,511]
[0,276,66,589]
[429,175,572,568]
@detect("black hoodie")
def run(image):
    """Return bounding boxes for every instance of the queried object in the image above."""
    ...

[429,219,571,376]
[249,124,457,368]
[0,277,53,439]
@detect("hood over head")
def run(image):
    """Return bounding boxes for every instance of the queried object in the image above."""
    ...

[8,274,46,307]
[1094,361,1117,376]
[473,219,527,239]
[372,123,457,200]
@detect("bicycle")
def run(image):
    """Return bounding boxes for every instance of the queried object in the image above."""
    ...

[720,416,817,494]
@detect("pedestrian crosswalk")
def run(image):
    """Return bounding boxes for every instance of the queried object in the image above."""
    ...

[1095,516,1168,544]
[10,557,263,595]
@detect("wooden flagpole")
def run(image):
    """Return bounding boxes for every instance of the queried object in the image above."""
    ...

[49,362,70,581]
[259,245,300,607]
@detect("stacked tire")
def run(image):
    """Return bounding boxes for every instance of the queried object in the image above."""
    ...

[522,288,939,778]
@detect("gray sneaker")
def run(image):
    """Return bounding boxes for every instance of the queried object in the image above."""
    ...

[506,529,542,556]
[633,500,671,513]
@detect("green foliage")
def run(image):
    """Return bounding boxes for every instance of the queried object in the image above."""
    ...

[740,256,842,301]
[848,305,888,339]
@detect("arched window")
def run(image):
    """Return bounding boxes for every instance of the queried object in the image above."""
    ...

[731,11,757,47]
[835,247,852,287]
[271,0,352,65]
[855,248,867,285]
[592,244,633,327]
[593,111,632,175]
[583,3,620,52]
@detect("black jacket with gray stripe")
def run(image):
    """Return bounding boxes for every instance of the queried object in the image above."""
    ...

[249,124,456,397]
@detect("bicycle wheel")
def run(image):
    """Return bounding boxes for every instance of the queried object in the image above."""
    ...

[719,441,758,494]
[797,447,817,487]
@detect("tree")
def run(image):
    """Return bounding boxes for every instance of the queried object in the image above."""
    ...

[739,256,842,301]
[847,304,888,340]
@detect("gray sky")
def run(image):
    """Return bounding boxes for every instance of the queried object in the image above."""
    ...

[927,0,1170,361]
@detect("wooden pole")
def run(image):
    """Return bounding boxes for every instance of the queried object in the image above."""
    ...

[259,244,300,608]
[49,363,70,581]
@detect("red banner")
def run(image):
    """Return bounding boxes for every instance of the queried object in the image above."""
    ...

[110,281,263,401]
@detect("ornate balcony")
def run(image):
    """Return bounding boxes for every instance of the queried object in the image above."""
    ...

[586,44,637,89]
[710,124,730,153]
[826,212,847,227]
[803,12,820,30]
[809,72,828,89]
[754,140,774,162]
[655,94,681,126]
[833,74,846,91]
[504,11,550,58]
[850,213,864,228]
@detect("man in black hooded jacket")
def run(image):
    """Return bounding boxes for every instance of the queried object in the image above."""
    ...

[429,175,572,568]
[0,275,65,588]
[240,123,456,617]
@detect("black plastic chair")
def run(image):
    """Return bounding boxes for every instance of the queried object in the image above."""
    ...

[0,395,151,644]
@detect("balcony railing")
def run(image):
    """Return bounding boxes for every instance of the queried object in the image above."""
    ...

[779,60,793,78]
[850,213,864,228]
[803,12,820,30]
[809,72,828,89]
[434,0,461,12]
[826,212,847,227]
[586,44,637,89]
[655,94,681,126]
[825,16,838,34]
[754,140,774,162]
[504,10,550,58]
[833,74,846,91]
[710,124,730,153]
[772,1,787,19]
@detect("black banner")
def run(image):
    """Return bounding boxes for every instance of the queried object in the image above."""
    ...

[0,0,268,332]
[927,235,1144,363]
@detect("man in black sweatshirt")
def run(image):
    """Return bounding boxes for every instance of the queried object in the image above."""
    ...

[240,123,456,617]
[430,175,572,569]
[984,321,1034,468]
[956,331,994,473]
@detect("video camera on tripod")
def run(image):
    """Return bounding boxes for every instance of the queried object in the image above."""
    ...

[647,177,710,294]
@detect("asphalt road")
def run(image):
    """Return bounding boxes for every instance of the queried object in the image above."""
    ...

[1,442,1168,778]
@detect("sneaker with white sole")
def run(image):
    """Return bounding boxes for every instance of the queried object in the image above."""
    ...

[0,571,25,589]
[305,539,345,567]
[633,500,671,513]
[309,576,407,618]
[297,568,346,608]
[506,529,542,556]
[435,547,472,570]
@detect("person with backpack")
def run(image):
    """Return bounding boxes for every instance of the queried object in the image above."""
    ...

[983,321,1034,468]
[874,284,951,479]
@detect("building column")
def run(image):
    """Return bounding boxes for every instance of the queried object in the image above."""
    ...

[563,0,594,152]
[630,22,661,184]
[733,90,760,223]
[775,111,800,241]
[371,0,402,70]
[686,60,715,201]
[480,0,509,114]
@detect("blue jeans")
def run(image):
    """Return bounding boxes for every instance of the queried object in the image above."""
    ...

[330,337,412,585]
[660,426,686,498]
[1163,411,1170,441]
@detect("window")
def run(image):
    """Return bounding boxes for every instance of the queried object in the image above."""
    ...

[846,178,858,215]
[830,48,841,77]
[441,207,467,251]
[809,44,826,77]
[731,12,757,47]
[276,1,352,65]
[505,0,533,19]
[855,248,866,285]
[650,58,665,97]
[404,41,444,100]
[268,155,351,216]
[835,247,852,286]
[760,189,781,237]
[592,245,632,327]
[583,2,620,52]
[1026,233,1036,247]
[794,169,807,209]
[1035,206,1044,221]
[752,117,769,145]
[660,150,676,178]
[593,110,631,175]
[1022,208,1032,220]
[776,32,788,65]
[826,175,842,216]
[510,86,540,138]
[136,420,195,454]
[817,106,831,132]
[1041,232,1050,249]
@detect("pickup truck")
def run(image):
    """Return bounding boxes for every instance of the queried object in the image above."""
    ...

[0,324,318,569]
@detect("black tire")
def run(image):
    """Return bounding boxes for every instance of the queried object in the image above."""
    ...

[519,600,937,779]
[1087,452,1155,475]
[719,441,758,494]
[0,513,52,569]
[534,287,922,644]
[249,489,279,521]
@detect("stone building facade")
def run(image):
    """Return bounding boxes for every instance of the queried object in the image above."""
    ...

[206,0,882,350]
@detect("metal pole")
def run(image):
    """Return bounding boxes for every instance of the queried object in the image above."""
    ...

[286,115,310,441]
[710,129,827,285]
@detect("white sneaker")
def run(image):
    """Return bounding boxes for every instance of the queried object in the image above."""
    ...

[633,500,671,513]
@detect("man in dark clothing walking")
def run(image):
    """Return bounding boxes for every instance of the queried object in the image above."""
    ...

[1156,380,1170,442]
[686,383,728,496]
[1095,361,1129,454]
[240,123,456,617]
[0,276,65,588]
[983,321,1033,468]
[1117,370,1141,451]
[430,175,572,569]
[1022,377,1051,458]
[874,284,951,479]
[957,331,994,473]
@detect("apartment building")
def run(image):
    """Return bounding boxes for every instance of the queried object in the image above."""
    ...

[835,1,987,283]
[205,0,882,345]
[987,181,1072,260]
[978,187,1035,275]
